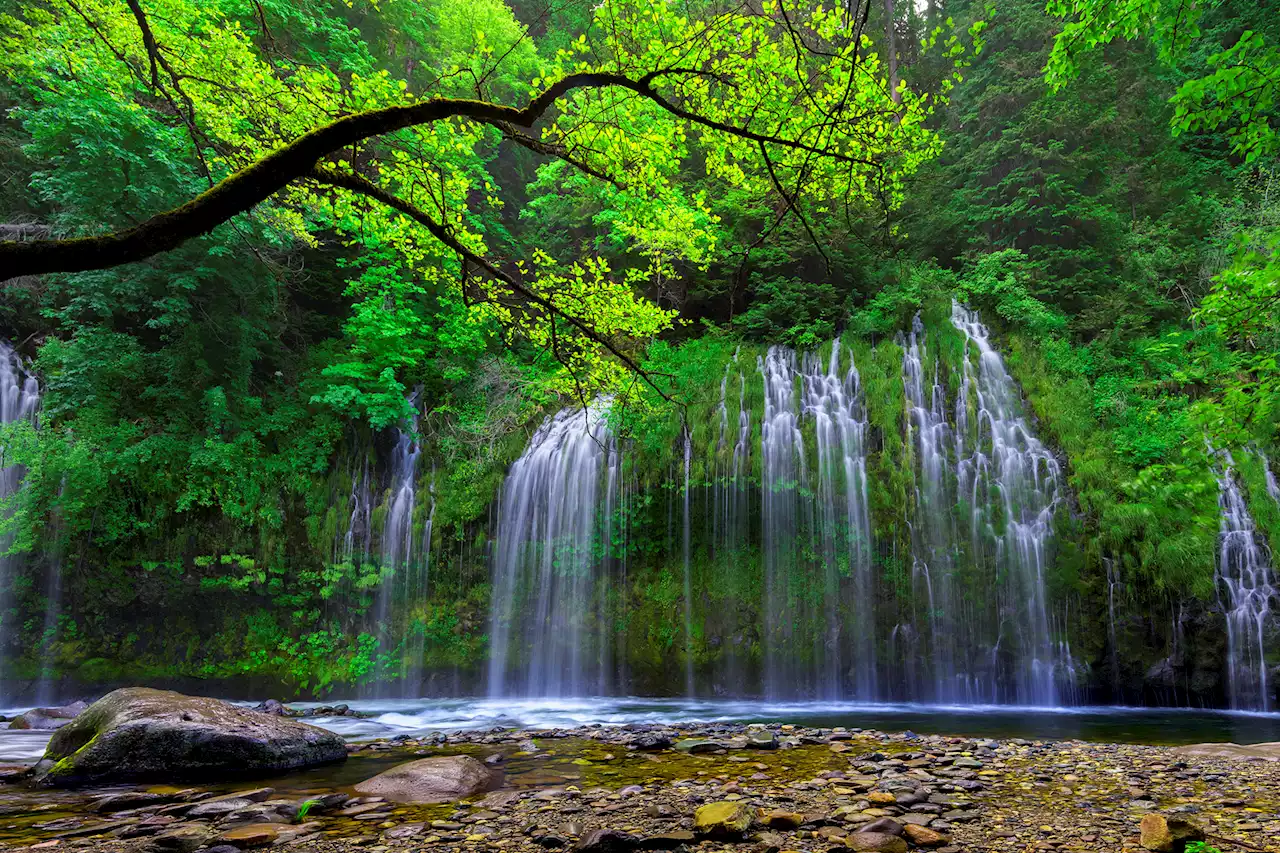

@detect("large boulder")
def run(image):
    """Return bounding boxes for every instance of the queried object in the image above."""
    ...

[9,700,88,730]
[1174,741,1280,761]
[353,755,501,803]
[34,688,346,787]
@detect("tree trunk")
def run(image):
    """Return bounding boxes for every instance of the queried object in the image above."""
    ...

[883,0,900,103]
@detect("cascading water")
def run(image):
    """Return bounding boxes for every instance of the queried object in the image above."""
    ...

[803,340,874,699]
[1214,450,1278,711]
[710,357,752,689]
[758,341,873,699]
[758,347,809,698]
[402,475,435,698]
[487,403,619,697]
[0,341,39,700]
[952,301,1070,705]
[481,312,1077,703]
[374,395,421,640]
[682,430,695,697]
[899,316,958,701]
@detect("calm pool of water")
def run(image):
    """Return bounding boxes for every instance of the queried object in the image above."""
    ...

[4,697,1279,763]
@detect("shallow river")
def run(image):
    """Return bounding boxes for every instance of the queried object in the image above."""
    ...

[5,697,1280,764]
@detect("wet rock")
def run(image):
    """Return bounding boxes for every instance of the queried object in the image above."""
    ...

[384,823,425,839]
[575,828,641,852]
[251,700,286,716]
[217,823,280,848]
[353,755,501,803]
[902,824,951,847]
[1139,814,1205,852]
[630,733,672,751]
[694,801,754,837]
[762,809,805,829]
[9,701,88,731]
[837,831,909,852]
[186,798,255,818]
[1174,742,1280,761]
[35,688,346,787]
[148,823,218,853]
[857,818,904,836]
[0,764,30,782]
[640,831,696,849]
[92,791,171,813]
[675,739,726,753]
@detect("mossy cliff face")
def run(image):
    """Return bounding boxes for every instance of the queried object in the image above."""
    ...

[7,310,1276,707]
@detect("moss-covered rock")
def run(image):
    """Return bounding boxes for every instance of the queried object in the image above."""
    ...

[693,801,754,837]
[35,687,346,787]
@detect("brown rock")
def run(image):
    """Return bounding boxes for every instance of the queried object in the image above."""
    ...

[763,810,805,829]
[149,824,218,853]
[1173,742,1280,761]
[217,823,280,848]
[1139,814,1205,852]
[9,701,87,731]
[838,832,909,853]
[902,824,951,847]
[353,755,501,804]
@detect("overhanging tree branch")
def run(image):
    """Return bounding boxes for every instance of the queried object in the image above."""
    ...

[1,68,883,281]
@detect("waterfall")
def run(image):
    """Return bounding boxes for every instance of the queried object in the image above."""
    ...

[952,301,1069,705]
[682,430,695,697]
[758,340,873,699]
[337,457,373,566]
[487,403,619,697]
[0,341,39,700]
[1105,557,1122,699]
[1214,450,1278,711]
[711,357,752,689]
[900,315,957,701]
[758,347,809,698]
[803,340,874,699]
[373,397,421,641]
[402,474,435,698]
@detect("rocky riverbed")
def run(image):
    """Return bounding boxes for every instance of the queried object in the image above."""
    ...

[1,721,1278,852]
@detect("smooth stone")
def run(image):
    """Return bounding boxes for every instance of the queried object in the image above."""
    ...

[763,810,805,829]
[1175,742,1280,761]
[694,801,754,837]
[857,818,904,836]
[35,688,345,787]
[837,831,909,853]
[902,824,951,847]
[640,831,695,849]
[574,828,640,852]
[149,824,218,853]
[217,823,280,848]
[187,799,254,818]
[353,755,500,804]
[1139,814,1205,852]
[9,702,88,731]
[675,739,726,754]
